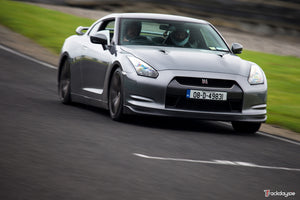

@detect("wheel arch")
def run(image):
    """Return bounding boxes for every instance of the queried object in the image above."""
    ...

[57,52,70,84]
[106,61,123,106]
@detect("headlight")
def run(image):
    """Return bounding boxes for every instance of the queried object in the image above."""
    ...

[248,64,264,85]
[127,56,159,78]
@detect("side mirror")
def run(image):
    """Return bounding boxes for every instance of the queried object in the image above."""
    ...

[90,30,111,49]
[231,43,243,54]
[76,26,89,35]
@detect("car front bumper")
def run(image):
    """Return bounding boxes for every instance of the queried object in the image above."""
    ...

[122,70,267,122]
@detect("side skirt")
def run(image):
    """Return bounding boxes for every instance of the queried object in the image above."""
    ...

[71,93,108,110]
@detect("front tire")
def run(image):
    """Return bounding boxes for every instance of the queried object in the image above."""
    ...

[231,121,261,134]
[58,59,71,104]
[109,68,124,121]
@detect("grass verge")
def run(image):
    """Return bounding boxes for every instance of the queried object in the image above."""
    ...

[0,0,93,54]
[1,0,299,132]
[240,51,300,132]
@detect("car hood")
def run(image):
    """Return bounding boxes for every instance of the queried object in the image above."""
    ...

[120,46,250,77]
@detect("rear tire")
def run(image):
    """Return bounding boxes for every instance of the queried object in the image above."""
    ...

[108,68,124,121]
[231,121,261,134]
[58,59,72,104]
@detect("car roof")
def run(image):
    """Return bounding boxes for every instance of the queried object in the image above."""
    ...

[101,13,209,24]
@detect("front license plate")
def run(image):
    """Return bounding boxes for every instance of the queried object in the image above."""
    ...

[186,89,227,101]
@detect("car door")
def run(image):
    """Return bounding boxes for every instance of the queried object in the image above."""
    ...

[80,19,115,99]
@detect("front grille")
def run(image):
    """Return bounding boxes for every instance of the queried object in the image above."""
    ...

[165,77,243,113]
[175,77,235,88]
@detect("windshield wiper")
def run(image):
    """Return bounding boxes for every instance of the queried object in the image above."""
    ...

[209,47,230,52]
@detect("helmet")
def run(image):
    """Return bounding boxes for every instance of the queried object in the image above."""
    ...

[170,27,190,47]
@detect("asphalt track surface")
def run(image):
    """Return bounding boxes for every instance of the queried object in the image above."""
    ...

[0,47,300,199]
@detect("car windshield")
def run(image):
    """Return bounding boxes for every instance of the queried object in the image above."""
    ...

[119,18,229,52]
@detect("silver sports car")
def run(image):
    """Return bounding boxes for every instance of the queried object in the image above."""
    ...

[58,13,267,133]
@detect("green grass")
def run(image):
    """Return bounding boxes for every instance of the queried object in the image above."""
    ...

[0,0,93,54]
[1,0,299,132]
[240,51,300,132]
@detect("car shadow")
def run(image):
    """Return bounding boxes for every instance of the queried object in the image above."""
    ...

[67,102,258,137]
[121,115,257,137]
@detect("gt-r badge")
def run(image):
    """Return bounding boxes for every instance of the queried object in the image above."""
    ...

[202,79,208,85]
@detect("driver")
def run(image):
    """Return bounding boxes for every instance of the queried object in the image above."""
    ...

[170,27,190,47]
[123,21,142,42]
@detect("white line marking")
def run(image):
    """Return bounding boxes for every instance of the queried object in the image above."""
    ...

[219,121,300,146]
[133,153,300,172]
[257,131,300,146]
[0,44,57,69]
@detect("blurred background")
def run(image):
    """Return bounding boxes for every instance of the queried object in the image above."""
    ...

[19,0,300,37]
